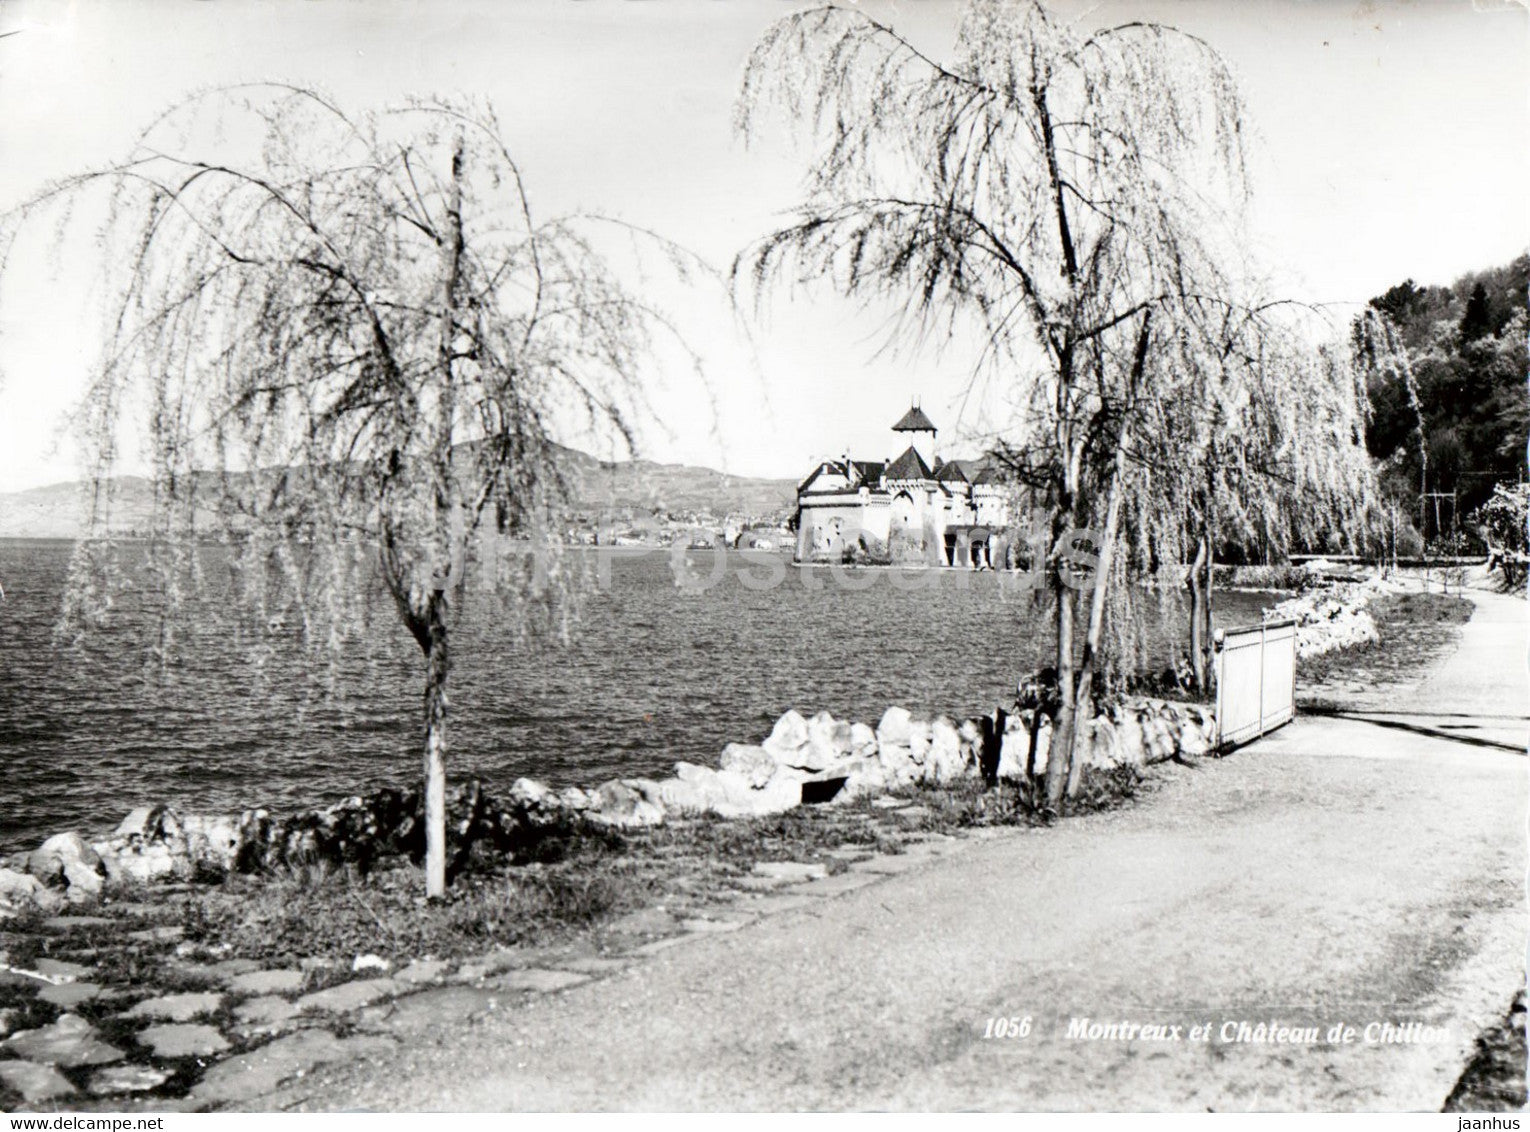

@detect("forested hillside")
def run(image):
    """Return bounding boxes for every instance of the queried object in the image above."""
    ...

[1363,255,1527,547]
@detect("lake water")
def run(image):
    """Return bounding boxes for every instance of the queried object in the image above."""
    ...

[0,539,1276,851]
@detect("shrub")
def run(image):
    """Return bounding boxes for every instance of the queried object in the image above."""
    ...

[1211,564,1313,591]
[1475,483,1529,588]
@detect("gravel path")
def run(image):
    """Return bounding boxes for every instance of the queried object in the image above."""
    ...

[274,588,1526,1111]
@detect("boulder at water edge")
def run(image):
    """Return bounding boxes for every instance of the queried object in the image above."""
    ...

[907,720,933,766]
[27,832,94,883]
[509,776,554,806]
[1141,711,1178,765]
[1111,707,1146,767]
[114,808,158,841]
[807,711,853,758]
[0,866,62,914]
[760,711,850,774]
[619,778,669,811]
[996,716,1030,781]
[28,833,105,899]
[98,839,182,885]
[585,781,664,829]
[875,706,913,747]
[838,758,890,801]
[849,722,878,759]
[1177,712,1211,757]
[1081,715,1119,769]
[654,776,709,816]
[673,763,738,811]
[95,804,214,884]
[876,741,919,786]
[719,743,777,789]
[508,778,564,826]
[923,717,970,784]
[0,866,43,901]
[761,710,811,763]
[709,774,801,819]
[180,814,241,872]
[1032,717,1052,776]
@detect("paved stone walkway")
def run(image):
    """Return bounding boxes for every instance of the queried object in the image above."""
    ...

[0,815,959,1110]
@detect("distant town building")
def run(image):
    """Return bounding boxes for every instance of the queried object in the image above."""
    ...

[793,404,1009,565]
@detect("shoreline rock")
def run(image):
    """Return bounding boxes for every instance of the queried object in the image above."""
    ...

[2,691,1224,916]
[1266,575,1399,659]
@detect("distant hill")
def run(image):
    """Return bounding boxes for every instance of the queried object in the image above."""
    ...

[0,452,798,539]
[554,446,797,519]
[0,478,156,539]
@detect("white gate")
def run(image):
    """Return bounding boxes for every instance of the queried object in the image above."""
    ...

[1213,618,1297,749]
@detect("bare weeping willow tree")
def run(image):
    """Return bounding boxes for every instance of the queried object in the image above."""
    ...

[737,0,1378,810]
[0,85,699,896]
[1132,301,1384,690]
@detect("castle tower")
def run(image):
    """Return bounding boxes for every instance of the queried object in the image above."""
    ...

[891,402,937,470]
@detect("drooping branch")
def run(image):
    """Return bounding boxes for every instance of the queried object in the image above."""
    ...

[737,0,1378,728]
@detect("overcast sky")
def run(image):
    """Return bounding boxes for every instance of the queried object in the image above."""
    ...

[0,0,1525,492]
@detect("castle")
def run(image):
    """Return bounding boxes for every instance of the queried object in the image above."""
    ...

[792,405,1009,566]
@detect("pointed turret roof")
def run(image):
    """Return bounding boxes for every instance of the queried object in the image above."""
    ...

[892,405,937,433]
[885,444,933,481]
[934,460,969,484]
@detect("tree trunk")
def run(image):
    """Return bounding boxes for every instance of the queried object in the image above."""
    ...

[1187,529,1209,690]
[1050,313,1150,805]
[1199,535,1215,693]
[1025,708,1041,787]
[979,708,1005,788]
[1068,424,1131,797]
[1045,577,1076,812]
[420,135,466,900]
[423,591,449,899]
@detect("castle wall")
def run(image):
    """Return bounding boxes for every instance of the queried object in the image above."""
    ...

[973,487,1009,528]
[795,494,891,560]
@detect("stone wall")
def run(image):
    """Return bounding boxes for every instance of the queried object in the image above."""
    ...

[1265,575,1401,659]
[0,694,1221,913]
